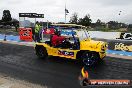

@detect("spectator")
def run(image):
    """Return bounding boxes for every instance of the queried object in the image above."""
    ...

[35,21,41,42]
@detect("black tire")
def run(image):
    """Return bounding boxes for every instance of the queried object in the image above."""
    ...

[98,58,105,65]
[82,52,99,66]
[35,46,48,59]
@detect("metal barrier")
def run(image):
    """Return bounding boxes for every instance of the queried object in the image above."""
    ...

[92,38,132,52]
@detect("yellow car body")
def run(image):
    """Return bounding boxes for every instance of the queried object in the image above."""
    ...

[35,24,107,66]
[35,39,107,59]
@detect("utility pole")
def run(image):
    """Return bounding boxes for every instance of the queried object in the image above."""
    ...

[65,2,69,23]
[65,3,66,24]
[47,20,49,28]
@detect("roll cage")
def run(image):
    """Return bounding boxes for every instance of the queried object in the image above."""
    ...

[41,24,89,50]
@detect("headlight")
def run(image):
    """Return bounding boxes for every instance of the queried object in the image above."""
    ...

[101,43,107,51]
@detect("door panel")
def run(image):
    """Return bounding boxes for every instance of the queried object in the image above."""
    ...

[57,48,79,59]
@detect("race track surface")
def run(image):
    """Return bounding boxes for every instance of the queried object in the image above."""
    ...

[0,43,132,88]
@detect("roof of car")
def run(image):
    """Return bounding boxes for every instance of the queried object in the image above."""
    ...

[51,24,85,28]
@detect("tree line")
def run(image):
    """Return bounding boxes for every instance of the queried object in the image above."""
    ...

[69,12,92,27]
[0,10,19,31]
[0,10,131,32]
[69,12,131,31]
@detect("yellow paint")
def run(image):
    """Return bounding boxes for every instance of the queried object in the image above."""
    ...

[35,43,79,59]
[115,43,132,52]
[35,38,107,60]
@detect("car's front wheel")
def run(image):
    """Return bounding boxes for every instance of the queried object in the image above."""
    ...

[82,52,99,66]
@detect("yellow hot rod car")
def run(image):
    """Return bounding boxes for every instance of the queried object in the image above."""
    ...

[35,24,107,66]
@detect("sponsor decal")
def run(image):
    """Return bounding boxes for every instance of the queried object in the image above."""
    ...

[79,79,131,87]
[114,43,132,52]
[117,33,132,40]
[19,28,33,41]
[19,13,44,18]
[79,67,131,87]
[58,50,74,57]
[93,39,132,52]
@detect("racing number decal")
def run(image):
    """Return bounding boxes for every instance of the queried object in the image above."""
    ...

[58,50,74,57]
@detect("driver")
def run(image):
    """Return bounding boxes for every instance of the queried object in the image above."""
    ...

[51,31,65,47]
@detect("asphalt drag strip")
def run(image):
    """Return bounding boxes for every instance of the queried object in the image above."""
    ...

[0,43,132,88]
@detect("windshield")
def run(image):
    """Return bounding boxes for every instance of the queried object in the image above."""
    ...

[58,27,90,41]
[50,24,90,41]
[76,29,90,41]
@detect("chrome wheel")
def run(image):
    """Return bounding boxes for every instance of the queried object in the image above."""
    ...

[82,52,98,66]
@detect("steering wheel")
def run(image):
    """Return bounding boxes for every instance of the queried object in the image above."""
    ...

[61,38,71,48]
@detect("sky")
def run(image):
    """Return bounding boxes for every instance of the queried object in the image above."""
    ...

[0,0,132,24]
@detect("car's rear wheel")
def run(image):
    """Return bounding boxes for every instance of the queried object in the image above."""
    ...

[82,52,99,66]
[35,46,48,59]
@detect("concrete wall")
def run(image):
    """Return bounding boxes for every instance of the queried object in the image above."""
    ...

[88,31,121,39]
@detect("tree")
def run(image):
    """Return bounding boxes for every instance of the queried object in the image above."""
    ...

[69,12,78,24]
[2,10,12,22]
[12,18,19,31]
[96,19,101,24]
[82,14,92,26]
[0,20,2,25]
[78,14,92,26]
[78,18,83,25]
[0,10,19,31]
[107,21,119,29]
[96,19,102,27]
[127,24,132,32]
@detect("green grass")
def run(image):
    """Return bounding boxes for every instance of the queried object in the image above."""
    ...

[87,28,131,32]
[0,28,19,35]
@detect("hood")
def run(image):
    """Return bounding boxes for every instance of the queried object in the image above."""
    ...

[80,39,105,51]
